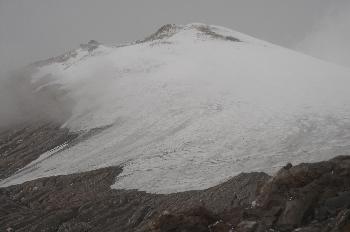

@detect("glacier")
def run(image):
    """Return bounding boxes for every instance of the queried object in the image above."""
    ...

[1,23,350,193]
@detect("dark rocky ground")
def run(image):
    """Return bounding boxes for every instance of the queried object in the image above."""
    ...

[0,123,77,180]
[1,124,350,232]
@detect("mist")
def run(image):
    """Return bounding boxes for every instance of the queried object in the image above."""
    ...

[0,69,73,128]
[297,2,350,67]
[0,1,349,128]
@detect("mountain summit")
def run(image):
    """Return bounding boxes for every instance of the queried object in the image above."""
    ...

[2,24,350,193]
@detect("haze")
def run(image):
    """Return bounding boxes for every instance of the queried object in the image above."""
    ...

[0,0,350,71]
[0,0,349,128]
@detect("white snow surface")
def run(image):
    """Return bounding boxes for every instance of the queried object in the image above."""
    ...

[2,24,350,193]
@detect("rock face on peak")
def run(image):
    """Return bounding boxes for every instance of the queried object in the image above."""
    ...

[140,23,241,43]
[192,24,241,42]
[80,40,100,52]
[140,24,181,42]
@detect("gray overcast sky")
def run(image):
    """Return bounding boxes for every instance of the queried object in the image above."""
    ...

[0,0,349,70]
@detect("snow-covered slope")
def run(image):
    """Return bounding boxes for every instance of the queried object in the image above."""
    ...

[2,23,350,193]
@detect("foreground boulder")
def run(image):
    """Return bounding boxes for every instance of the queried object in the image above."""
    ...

[252,156,350,231]
[146,156,350,232]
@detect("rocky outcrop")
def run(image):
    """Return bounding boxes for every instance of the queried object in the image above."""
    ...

[80,40,100,52]
[251,156,350,232]
[147,156,350,232]
[0,166,267,232]
[139,23,241,44]
[31,40,99,68]
[0,123,77,180]
[0,156,349,231]
[1,124,350,231]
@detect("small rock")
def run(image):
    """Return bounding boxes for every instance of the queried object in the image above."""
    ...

[209,220,232,232]
[236,220,258,232]
[332,209,350,232]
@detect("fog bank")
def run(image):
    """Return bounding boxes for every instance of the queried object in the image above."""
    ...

[297,2,350,67]
[0,69,73,128]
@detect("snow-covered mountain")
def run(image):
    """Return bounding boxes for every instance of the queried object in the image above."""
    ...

[2,23,350,193]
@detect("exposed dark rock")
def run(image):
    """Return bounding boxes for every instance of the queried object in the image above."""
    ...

[139,24,242,44]
[0,165,267,231]
[31,40,98,68]
[235,221,261,232]
[1,124,350,231]
[32,50,78,67]
[146,155,350,232]
[249,156,350,231]
[140,24,180,43]
[149,207,218,232]
[57,219,92,232]
[333,209,350,232]
[80,40,100,52]
[208,221,232,232]
[0,123,78,180]
[195,24,241,42]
